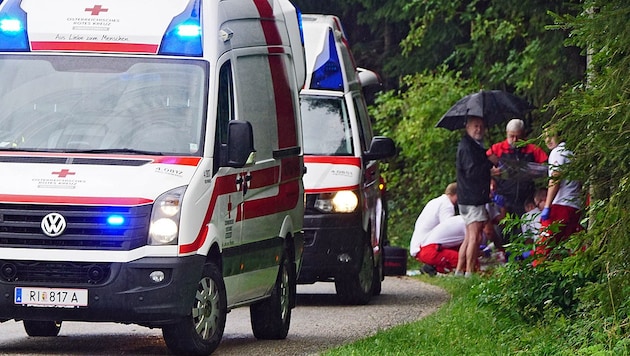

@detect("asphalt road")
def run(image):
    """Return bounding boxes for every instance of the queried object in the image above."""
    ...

[0,276,449,355]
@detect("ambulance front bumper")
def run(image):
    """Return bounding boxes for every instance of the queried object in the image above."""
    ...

[0,255,206,326]
[297,212,365,284]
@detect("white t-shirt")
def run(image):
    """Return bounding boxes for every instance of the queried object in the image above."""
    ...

[548,142,581,209]
[521,207,541,240]
[421,215,465,248]
[409,194,455,256]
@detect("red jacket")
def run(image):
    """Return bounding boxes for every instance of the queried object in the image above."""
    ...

[486,140,548,214]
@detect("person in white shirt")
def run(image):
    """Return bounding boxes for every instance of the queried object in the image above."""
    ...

[409,183,458,259]
[418,215,466,274]
[534,129,582,265]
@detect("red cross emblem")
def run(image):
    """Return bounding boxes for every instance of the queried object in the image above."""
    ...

[85,5,108,16]
[52,169,76,178]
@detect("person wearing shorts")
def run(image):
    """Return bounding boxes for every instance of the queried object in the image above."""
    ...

[455,116,498,276]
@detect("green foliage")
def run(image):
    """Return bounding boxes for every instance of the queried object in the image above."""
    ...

[324,276,590,355]
[544,0,630,332]
[401,0,584,111]
[370,67,478,247]
[473,262,592,323]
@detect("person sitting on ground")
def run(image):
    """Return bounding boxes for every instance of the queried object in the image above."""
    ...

[409,183,458,261]
[521,187,547,244]
[483,178,507,252]
[418,215,466,275]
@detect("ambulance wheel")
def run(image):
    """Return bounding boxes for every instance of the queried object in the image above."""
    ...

[335,239,374,305]
[23,320,62,337]
[162,261,227,356]
[250,254,294,339]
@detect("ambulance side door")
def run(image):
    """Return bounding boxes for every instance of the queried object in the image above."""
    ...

[353,94,380,248]
[214,59,244,304]
[229,50,289,303]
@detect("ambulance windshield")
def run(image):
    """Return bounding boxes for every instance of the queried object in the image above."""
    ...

[0,55,207,156]
[300,95,354,156]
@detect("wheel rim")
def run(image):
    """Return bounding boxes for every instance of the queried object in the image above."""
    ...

[279,264,290,321]
[192,276,221,340]
[359,244,373,292]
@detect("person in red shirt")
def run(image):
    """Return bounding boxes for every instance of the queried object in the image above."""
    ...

[487,119,548,242]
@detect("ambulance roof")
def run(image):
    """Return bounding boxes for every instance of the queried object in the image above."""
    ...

[0,0,203,56]
[301,14,359,92]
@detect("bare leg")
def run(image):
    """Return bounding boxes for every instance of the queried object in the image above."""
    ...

[456,235,468,273]
[465,221,485,274]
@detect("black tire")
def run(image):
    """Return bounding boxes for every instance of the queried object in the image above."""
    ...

[23,320,62,337]
[250,254,294,339]
[335,239,374,305]
[162,262,227,356]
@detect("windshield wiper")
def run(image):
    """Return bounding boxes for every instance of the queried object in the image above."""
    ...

[64,148,165,155]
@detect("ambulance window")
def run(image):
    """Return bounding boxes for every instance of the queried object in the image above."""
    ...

[234,54,284,161]
[301,96,353,156]
[353,96,373,153]
[216,61,234,145]
[0,55,207,155]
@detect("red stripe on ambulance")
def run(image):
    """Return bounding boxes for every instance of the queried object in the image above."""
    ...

[0,194,152,206]
[31,42,159,54]
[254,0,298,149]
[304,156,361,166]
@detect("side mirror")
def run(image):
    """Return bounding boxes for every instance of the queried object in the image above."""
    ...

[357,67,381,88]
[222,121,256,168]
[364,136,396,161]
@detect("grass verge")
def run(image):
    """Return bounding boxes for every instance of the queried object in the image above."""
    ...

[322,275,573,356]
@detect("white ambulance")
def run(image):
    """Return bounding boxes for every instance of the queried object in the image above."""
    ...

[297,14,395,305]
[0,0,306,354]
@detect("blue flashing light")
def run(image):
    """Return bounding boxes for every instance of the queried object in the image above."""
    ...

[107,215,125,226]
[1,18,20,32]
[309,29,343,91]
[0,0,30,52]
[296,7,304,45]
[159,0,202,57]
[177,24,201,37]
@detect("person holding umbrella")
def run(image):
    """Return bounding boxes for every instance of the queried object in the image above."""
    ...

[436,90,536,275]
[455,116,499,276]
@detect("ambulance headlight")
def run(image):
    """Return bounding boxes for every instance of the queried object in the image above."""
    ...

[149,186,186,245]
[314,190,359,213]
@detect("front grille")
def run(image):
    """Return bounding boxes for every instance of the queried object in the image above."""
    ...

[0,260,113,285]
[0,203,151,250]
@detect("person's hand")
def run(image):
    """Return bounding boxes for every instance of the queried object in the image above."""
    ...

[541,207,551,221]
[488,153,499,165]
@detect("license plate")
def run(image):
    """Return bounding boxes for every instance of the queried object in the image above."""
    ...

[15,287,88,308]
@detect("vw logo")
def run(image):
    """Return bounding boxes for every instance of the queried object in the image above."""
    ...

[41,213,67,237]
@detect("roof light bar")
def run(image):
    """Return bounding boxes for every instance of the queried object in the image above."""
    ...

[310,29,343,91]
[0,0,30,52]
[159,0,203,57]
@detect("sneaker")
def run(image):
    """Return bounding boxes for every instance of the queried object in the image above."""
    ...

[421,264,437,276]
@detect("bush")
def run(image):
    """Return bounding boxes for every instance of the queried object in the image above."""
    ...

[473,261,591,324]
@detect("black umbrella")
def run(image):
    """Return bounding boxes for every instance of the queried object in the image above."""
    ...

[436,90,535,131]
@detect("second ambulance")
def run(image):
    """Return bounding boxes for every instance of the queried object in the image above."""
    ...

[297,14,396,305]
